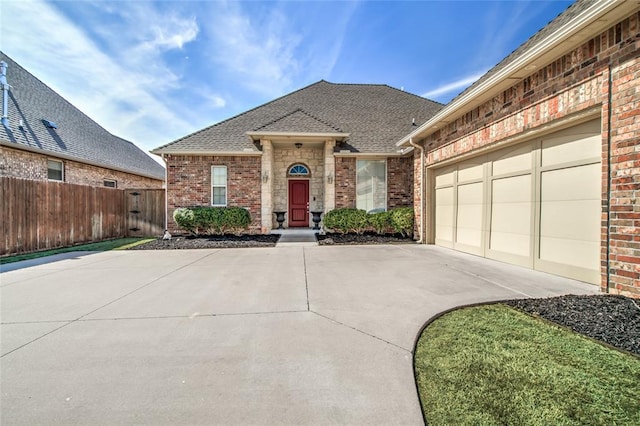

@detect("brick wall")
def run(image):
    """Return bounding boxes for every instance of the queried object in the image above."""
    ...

[335,157,356,208]
[166,154,262,233]
[387,157,413,208]
[419,12,640,296]
[0,146,163,189]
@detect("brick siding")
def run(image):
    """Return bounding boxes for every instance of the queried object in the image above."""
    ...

[166,154,262,233]
[0,146,163,189]
[334,157,356,208]
[387,157,413,208]
[418,12,640,297]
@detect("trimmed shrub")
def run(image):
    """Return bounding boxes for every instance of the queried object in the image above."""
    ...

[173,207,196,234]
[389,207,414,237]
[368,211,393,234]
[323,208,369,234]
[173,206,251,235]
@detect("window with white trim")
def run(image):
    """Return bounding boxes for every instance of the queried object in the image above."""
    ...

[356,159,386,212]
[211,166,227,206]
[47,159,64,181]
[103,179,117,188]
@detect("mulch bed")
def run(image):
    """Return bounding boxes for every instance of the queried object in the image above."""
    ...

[128,234,280,250]
[505,294,640,356]
[317,232,415,245]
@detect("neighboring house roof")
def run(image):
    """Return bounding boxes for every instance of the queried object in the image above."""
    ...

[0,52,165,181]
[153,81,443,155]
[398,0,637,146]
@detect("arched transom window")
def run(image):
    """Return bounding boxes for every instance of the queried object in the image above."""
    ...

[288,164,310,177]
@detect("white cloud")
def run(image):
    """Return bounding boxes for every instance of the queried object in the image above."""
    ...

[204,3,302,96]
[421,72,485,100]
[0,0,201,162]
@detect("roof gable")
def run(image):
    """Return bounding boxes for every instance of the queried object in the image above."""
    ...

[154,80,443,155]
[0,52,164,181]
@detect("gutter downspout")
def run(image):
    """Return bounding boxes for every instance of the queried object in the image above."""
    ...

[1,61,10,129]
[162,154,169,232]
[605,64,613,294]
[408,137,425,243]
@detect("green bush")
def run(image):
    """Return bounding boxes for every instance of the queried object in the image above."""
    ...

[368,211,392,234]
[173,208,196,234]
[389,207,414,237]
[323,207,414,236]
[173,206,251,235]
[323,208,369,234]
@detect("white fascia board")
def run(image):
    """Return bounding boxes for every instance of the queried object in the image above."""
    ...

[396,0,621,147]
[246,131,350,141]
[155,150,263,156]
[333,151,412,158]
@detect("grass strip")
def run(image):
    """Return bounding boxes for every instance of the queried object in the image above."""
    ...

[0,238,154,264]
[414,304,640,425]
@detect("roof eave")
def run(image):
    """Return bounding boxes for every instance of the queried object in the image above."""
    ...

[1,140,165,181]
[397,0,635,147]
[152,149,263,156]
[246,131,350,142]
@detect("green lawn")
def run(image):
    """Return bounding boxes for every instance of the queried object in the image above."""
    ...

[0,237,153,264]
[414,304,640,425]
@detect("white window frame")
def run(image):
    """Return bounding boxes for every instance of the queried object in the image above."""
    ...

[211,165,228,207]
[356,158,387,212]
[47,159,64,181]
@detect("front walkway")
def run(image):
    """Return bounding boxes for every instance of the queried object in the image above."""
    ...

[0,245,596,425]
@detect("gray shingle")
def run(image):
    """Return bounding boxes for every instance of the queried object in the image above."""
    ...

[0,52,165,181]
[153,81,443,154]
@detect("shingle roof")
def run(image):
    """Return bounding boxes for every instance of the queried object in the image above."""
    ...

[253,109,344,133]
[0,52,165,181]
[153,81,443,154]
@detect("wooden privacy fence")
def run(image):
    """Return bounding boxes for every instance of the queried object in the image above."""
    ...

[1,177,165,256]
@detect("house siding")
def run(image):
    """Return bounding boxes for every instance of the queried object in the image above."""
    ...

[335,157,356,209]
[166,154,262,233]
[0,146,163,189]
[418,12,640,297]
[387,157,413,209]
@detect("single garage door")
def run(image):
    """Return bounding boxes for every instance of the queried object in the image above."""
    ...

[434,119,601,284]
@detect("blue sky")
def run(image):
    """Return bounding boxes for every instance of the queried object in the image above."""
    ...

[2,0,572,162]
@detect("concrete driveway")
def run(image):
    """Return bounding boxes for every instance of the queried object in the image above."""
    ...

[1,245,596,425]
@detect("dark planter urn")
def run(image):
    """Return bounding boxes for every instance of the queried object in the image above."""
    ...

[273,211,286,229]
[311,211,323,230]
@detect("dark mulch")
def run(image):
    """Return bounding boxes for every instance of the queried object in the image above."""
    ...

[317,232,415,245]
[128,234,280,250]
[505,294,640,356]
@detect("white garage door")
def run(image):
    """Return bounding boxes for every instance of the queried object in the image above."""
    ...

[433,120,601,284]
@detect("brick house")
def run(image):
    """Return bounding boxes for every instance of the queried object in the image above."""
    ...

[152,82,442,233]
[399,0,640,297]
[0,52,164,188]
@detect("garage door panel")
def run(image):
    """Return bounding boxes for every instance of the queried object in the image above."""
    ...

[455,183,483,250]
[492,144,533,176]
[541,120,600,167]
[539,237,600,272]
[490,175,532,257]
[539,200,600,242]
[540,164,600,201]
[435,187,454,245]
[435,168,455,187]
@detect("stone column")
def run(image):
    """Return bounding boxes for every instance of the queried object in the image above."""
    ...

[260,139,274,233]
[323,139,336,212]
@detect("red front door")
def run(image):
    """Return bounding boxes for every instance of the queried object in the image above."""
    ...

[288,180,309,227]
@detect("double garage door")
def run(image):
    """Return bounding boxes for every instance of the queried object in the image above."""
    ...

[434,120,601,284]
